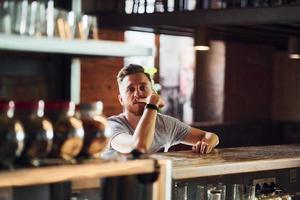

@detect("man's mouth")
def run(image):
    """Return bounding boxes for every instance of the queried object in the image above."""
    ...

[134,102,146,105]
[134,98,147,105]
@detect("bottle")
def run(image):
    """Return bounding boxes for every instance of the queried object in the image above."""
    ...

[15,100,53,166]
[45,101,84,162]
[196,0,211,9]
[76,101,110,159]
[0,100,25,169]
[154,0,165,12]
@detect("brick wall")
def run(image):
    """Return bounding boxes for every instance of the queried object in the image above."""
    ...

[224,42,274,121]
[272,51,300,121]
[80,29,124,117]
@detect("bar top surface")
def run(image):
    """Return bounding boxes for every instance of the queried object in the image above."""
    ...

[151,144,300,179]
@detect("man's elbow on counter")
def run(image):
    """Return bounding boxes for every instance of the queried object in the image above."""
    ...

[134,141,152,154]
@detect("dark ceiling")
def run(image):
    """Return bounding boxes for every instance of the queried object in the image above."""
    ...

[96,5,300,50]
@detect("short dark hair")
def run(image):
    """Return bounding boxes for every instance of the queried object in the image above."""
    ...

[117,64,152,85]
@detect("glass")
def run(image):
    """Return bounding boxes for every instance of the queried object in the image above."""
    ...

[45,101,84,161]
[0,1,15,34]
[27,1,47,37]
[53,9,79,39]
[15,100,54,166]
[196,0,211,9]
[175,182,188,200]
[14,0,28,35]
[67,11,76,38]
[54,8,68,39]
[87,15,98,40]
[207,183,226,200]
[75,101,110,159]
[75,14,89,40]
[280,194,292,200]
[0,100,25,169]
[196,185,205,200]
[27,1,38,36]
[244,185,256,200]
[46,0,54,37]
[154,0,165,12]
[232,184,244,200]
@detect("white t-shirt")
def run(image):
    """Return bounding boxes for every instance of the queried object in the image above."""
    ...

[107,113,191,153]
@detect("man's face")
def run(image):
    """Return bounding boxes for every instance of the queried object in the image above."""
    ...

[118,73,152,116]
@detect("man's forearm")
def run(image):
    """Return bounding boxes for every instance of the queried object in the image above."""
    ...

[133,109,157,152]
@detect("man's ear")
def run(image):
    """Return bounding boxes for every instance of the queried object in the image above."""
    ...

[118,94,124,106]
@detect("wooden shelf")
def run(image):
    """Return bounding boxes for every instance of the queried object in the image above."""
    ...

[0,159,155,187]
[0,33,152,57]
[98,6,300,27]
[152,144,300,180]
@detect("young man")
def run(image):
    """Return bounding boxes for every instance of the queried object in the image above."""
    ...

[108,64,219,154]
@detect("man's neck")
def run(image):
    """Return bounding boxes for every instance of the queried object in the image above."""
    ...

[123,110,141,129]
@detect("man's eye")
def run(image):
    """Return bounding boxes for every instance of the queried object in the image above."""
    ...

[140,85,145,91]
[128,87,135,92]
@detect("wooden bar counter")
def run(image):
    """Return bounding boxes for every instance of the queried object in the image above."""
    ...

[151,144,300,180]
[0,159,157,187]
[0,159,172,200]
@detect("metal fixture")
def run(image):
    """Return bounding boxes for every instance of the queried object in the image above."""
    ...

[194,27,210,51]
[288,36,300,59]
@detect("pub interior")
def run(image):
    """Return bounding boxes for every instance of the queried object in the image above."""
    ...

[0,0,300,199]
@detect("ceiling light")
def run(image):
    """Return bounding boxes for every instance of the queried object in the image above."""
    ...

[194,27,210,51]
[288,36,300,59]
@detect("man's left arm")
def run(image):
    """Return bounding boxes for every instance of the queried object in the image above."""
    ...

[182,127,219,154]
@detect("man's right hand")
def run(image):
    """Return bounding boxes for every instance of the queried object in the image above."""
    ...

[147,93,165,109]
[137,93,164,109]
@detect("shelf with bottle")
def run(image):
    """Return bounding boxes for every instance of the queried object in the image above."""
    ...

[98,4,300,27]
[0,33,152,57]
[0,0,152,57]
[116,0,300,14]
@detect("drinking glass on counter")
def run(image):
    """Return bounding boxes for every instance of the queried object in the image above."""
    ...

[228,184,256,200]
[232,184,244,200]
[174,182,208,200]
[207,183,226,200]
[196,185,205,200]
[245,185,256,200]
[174,182,188,200]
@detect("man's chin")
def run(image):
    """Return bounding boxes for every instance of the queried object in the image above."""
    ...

[135,102,146,106]
[127,104,145,116]
[128,111,142,116]
[130,108,144,116]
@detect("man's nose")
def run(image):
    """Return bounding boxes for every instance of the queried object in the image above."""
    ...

[134,88,142,97]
